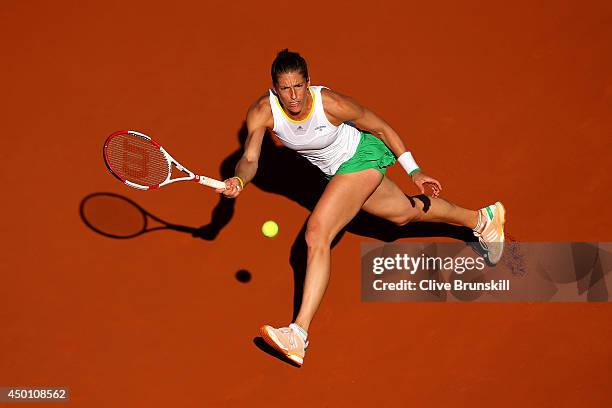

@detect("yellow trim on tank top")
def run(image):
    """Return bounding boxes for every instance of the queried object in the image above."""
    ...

[274,88,315,123]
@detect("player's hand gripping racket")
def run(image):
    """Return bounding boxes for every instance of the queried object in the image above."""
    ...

[103,130,226,190]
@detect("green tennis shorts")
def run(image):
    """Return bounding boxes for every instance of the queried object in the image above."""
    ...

[326,132,397,180]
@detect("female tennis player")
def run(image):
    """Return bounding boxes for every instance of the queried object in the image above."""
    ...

[219,49,505,366]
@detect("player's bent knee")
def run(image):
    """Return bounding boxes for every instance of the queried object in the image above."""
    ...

[305,219,332,250]
[391,194,433,225]
[392,210,420,226]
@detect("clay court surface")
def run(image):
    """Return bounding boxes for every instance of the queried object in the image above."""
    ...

[2,1,611,406]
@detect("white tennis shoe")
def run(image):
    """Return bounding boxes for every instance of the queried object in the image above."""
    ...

[474,202,506,265]
[260,323,308,366]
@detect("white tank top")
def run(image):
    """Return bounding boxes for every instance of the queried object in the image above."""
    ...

[269,86,361,176]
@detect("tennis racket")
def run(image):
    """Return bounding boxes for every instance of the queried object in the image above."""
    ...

[103,130,226,190]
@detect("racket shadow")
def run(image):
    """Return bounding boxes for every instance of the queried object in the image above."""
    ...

[80,192,199,239]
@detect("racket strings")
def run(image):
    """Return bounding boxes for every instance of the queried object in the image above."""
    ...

[105,134,170,186]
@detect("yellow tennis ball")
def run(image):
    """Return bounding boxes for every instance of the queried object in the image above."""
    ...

[261,220,279,238]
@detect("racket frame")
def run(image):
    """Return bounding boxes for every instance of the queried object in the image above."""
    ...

[103,130,226,190]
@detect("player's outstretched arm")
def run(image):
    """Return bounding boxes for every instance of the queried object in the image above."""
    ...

[218,96,271,198]
[321,89,441,197]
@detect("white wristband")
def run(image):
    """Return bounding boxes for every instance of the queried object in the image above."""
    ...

[398,152,421,175]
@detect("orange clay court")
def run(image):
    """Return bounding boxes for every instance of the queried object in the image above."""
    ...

[1,1,611,406]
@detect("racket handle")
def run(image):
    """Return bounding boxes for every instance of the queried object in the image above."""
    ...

[198,176,226,190]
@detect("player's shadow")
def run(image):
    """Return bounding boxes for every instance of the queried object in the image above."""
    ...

[197,123,476,320]
[252,337,302,368]
[190,124,325,240]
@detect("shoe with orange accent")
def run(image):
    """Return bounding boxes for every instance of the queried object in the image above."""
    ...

[260,323,308,366]
[474,202,506,265]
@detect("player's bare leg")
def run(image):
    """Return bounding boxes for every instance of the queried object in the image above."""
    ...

[361,176,506,263]
[361,176,478,227]
[260,169,383,365]
[295,169,384,329]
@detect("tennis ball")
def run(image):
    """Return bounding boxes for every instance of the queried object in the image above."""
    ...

[261,220,279,238]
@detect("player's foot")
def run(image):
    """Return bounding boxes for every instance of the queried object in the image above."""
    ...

[474,201,506,265]
[260,323,308,366]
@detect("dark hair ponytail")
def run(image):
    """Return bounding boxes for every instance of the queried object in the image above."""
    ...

[271,49,309,84]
